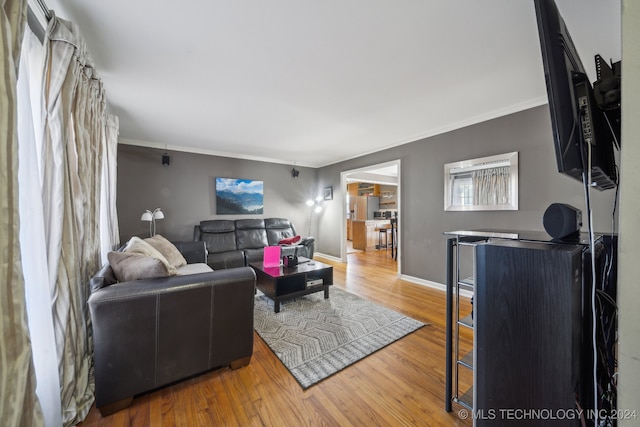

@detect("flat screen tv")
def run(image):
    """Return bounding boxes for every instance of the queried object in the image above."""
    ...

[534,0,620,190]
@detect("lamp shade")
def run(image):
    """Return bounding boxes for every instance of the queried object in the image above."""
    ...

[141,208,165,237]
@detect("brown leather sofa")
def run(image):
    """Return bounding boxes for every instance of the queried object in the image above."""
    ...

[193,218,315,270]
[88,241,256,415]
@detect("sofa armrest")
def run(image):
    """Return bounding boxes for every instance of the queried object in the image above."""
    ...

[299,236,315,258]
[280,237,315,259]
[173,240,207,264]
[300,236,315,246]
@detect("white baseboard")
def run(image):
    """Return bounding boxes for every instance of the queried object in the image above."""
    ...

[400,274,473,299]
[313,252,342,263]
[311,256,473,299]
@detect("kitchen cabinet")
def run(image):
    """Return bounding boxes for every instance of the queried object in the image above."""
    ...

[347,183,359,197]
[357,183,377,196]
[352,220,390,251]
[352,221,366,250]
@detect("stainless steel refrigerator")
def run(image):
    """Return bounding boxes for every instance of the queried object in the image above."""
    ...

[354,196,379,220]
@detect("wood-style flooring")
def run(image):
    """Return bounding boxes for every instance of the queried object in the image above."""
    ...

[79,249,473,427]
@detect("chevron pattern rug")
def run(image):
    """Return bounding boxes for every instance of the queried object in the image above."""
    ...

[254,287,426,389]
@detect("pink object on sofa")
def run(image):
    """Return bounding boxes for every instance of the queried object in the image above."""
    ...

[263,246,281,267]
[278,235,301,245]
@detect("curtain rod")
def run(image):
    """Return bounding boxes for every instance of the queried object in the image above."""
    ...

[34,0,52,21]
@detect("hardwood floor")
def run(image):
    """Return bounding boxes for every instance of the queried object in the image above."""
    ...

[80,250,473,426]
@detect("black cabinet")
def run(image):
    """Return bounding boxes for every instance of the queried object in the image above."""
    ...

[475,240,584,426]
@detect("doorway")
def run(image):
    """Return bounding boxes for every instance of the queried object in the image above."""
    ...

[340,160,401,275]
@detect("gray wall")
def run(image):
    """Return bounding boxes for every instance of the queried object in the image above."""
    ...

[117,145,319,243]
[117,104,618,287]
[317,105,618,284]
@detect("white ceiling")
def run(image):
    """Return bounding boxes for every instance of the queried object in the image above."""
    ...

[42,0,620,168]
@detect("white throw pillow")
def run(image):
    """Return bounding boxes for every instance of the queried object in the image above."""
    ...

[124,236,178,275]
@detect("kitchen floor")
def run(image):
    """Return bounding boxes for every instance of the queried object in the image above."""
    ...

[346,240,363,254]
[347,239,397,266]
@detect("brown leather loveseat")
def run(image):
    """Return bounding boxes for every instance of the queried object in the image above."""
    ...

[88,240,256,415]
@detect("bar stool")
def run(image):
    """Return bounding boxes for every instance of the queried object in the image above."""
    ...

[376,225,390,250]
[390,218,397,260]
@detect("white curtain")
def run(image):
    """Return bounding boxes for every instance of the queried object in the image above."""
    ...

[18,25,62,427]
[100,114,120,264]
[473,166,510,205]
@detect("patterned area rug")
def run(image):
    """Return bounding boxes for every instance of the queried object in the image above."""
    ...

[254,287,426,389]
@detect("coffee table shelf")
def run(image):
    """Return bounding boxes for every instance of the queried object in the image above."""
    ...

[250,258,333,312]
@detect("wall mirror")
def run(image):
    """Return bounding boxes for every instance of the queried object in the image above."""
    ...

[444,151,518,211]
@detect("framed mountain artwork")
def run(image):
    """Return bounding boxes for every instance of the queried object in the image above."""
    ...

[215,178,264,214]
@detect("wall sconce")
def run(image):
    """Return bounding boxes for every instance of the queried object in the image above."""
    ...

[162,153,170,166]
[305,196,323,235]
[291,168,300,178]
[141,208,164,237]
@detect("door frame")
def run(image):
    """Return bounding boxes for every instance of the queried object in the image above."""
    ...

[340,159,401,275]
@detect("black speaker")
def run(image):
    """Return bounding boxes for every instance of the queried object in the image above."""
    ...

[543,203,582,239]
[162,154,170,166]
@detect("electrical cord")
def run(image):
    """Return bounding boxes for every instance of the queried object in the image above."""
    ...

[572,76,621,426]
[580,140,599,426]
[580,126,619,427]
[576,101,601,426]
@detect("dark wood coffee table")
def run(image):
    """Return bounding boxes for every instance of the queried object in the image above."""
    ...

[250,257,333,312]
